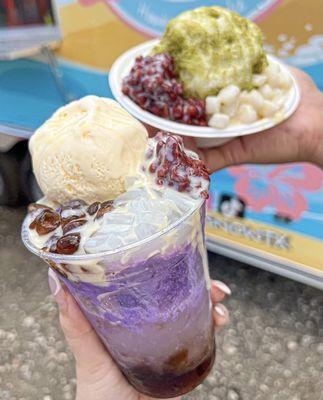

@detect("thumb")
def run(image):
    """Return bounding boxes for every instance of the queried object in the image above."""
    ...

[201,136,251,172]
[48,269,113,370]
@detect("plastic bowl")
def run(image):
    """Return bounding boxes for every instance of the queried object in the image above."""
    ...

[109,39,301,148]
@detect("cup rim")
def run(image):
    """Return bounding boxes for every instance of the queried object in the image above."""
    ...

[21,198,204,262]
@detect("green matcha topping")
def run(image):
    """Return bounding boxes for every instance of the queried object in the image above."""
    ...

[153,6,268,99]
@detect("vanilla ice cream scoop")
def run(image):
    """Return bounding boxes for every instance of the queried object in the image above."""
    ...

[29,96,148,203]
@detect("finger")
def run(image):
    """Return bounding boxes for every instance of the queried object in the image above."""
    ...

[211,280,231,304]
[202,121,302,172]
[48,269,113,369]
[213,303,230,329]
[202,136,250,171]
[201,131,283,171]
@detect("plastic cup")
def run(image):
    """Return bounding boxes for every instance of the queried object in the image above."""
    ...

[22,200,215,398]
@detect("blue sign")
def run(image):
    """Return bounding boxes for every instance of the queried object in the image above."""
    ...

[105,0,281,36]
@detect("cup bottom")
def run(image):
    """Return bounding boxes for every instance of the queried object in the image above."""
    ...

[122,340,216,398]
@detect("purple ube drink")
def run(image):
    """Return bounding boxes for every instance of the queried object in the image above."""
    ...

[23,200,214,398]
[22,97,214,398]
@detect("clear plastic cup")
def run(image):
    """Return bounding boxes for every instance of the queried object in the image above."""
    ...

[22,200,215,398]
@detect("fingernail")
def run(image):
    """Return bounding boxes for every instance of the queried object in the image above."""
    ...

[214,304,227,317]
[213,280,232,295]
[48,268,67,313]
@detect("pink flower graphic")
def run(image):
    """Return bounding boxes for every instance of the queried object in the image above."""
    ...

[228,164,323,220]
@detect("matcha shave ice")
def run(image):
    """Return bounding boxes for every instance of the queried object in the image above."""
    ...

[153,6,268,99]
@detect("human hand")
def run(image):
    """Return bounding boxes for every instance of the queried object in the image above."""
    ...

[145,68,323,172]
[48,269,230,400]
[194,67,323,172]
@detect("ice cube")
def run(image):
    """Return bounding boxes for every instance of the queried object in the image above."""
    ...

[114,189,146,206]
[103,212,134,226]
[84,233,124,253]
[104,224,133,234]
[128,197,155,213]
[121,232,140,246]
[105,234,125,249]
[134,223,159,240]
[163,189,195,213]
[136,211,165,226]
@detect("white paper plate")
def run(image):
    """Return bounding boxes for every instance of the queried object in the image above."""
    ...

[109,39,301,148]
